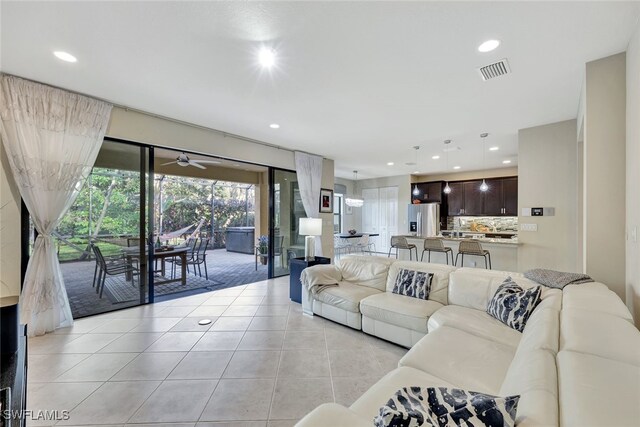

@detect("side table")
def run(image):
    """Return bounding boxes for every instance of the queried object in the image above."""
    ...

[289,256,331,303]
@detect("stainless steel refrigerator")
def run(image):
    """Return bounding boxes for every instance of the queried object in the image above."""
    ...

[408,203,440,237]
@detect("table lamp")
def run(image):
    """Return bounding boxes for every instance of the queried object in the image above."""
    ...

[299,217,323,260]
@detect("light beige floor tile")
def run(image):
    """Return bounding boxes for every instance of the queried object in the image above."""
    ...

[282,331,326,350]
[129,380,218,423]
[188,306,228,317]
[248,317,287,331]
[130,317,183,332]
[110,352,187,381]
[328,349,385,377]
[168,351,234,380]
[98,332,164,353]
[269,377,333,420]
[144,332,204,352]
[266,421,297,427]
[210,288,245,297]
[285,314,325,331]
[59,333,123,353]
[154,306,197,317]
[89,318,144,334]
[27,382,103,426]
[28,353,91,382]
[168,294,215,306]
[277,350,330,378]
[200,378,274,421]
[255,306,289,317]
[192,332,244,351]
[237,331,284,351]
[260,295,291,306]
[324,326,370,350]
[53,317,111,334]
[372,344,408,372]
[197,422,266,427]
[170,317,218,332]
[209,317,252,331]
[127,424,194,427]
[58,381,160,425]
[239,289,268,296]
[231,296,264,306]
[201,296,237,306]
[28,334,82,354]
[223,351,280,379]
[109,305,169,319]
[221,305,259,317]
[332,376,381,406]
[55,353,138,382]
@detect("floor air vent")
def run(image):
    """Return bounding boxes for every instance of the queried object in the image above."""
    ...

[478,59,511,81]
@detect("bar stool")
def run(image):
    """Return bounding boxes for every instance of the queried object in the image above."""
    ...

[455,239,492,269]
[354,234,376,255]
[388,236,418,260]
[421,237,454,265]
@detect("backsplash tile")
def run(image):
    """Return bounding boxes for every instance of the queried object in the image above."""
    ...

[446,216,518,232]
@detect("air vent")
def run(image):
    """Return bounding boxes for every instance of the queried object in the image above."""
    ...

[478,59,511,81]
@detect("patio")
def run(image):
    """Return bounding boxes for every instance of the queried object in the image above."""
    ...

[62,249,270,318]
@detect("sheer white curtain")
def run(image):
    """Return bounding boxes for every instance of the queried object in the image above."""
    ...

[294,151,324,256]
[0,75,112,336]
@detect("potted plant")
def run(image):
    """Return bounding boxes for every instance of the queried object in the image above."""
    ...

[257,235,268,264]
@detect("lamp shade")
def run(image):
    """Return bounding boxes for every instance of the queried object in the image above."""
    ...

[299,218,322,236]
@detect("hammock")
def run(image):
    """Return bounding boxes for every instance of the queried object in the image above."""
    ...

[159,218,205,241]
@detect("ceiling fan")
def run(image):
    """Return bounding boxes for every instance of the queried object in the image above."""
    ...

[160,153,221,170]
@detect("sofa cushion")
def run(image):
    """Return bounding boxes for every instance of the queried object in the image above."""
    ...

[557,351,640,427]
[560,308,640,366]
[499,349,558,427]
[517,307,560,355]
[563,282,634,322]
[374,387,519,427]
[337,255,395,291]
[427,305,521,348]
[360,292,443,333]
[350,367,454,420]
[385,261,456,305]
[486,279,542,332]
[399,326,516,395]
[391,268,433,300]
[315,281,382,313]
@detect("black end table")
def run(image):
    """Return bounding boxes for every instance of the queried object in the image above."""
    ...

[289,256,331,303]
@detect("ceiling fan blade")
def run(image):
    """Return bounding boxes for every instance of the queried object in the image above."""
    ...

[160,160,178,166]
[189,161,206,170]
[193,160,222,165]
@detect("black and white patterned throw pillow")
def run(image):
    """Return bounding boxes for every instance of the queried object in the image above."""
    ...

[374,386,520,427]
[486,278,542,332]
[392,269,434,300]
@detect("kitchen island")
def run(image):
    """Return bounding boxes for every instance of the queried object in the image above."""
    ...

[396,235,520,272]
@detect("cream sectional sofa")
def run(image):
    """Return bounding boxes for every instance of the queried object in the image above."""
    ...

[298,256,640,427]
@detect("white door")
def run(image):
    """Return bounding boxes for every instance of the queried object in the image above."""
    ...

[378,186,398,253]
[362,188,379,251]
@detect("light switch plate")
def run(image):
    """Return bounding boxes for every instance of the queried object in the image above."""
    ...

[521,223,538,232]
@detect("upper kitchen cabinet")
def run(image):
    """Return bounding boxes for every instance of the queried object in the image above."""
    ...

[462,180,483,215]
[483,179,504,216]
[411,181,443,204]
[446,182,465,215]
[503,177,518,215]
[444,176,518,216]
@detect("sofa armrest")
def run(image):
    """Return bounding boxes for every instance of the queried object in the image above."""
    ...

[300,264,342,288]
[295,403,371,427]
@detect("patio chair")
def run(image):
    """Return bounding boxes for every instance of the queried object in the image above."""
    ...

[176,237,209,280]
[274,235,285,268]
[91,244,139,299]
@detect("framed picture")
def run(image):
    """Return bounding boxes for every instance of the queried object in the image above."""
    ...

[319,188,334,213]
[345,204,353,215]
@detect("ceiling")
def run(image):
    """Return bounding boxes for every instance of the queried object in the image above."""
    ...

[2,2,639,179]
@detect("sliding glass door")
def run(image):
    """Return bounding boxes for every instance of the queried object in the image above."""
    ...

[270,168,306,278]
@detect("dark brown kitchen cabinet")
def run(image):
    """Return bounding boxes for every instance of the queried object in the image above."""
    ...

[463,181,483,215]
[503,178,518,215]
[446,182,465,215]
[411,181,443,204]
[483,179,504,216]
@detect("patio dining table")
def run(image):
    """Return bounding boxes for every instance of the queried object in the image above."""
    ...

[122,246,189,286]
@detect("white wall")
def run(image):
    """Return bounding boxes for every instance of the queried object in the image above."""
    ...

[626,24,640,324]
[414,167,518,183]
[334,177,357,232]
[584,52,627,300]
[0,142,22,298]
[517,120,578,273]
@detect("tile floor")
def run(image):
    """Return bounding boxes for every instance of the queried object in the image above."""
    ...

[27,276,407,427]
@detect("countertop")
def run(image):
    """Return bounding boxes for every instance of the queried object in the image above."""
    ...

[401,235,520,246]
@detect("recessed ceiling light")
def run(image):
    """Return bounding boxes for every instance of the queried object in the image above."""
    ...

[413,170,420,174]
[269,123,280,129]
[502,160,512,164]
[259,47,276,68]
[453,166,461,170]
[387,162,394,166]
[432,155,440,160]
[489,146,499,151]
[478,40,500,53]
[53,51,77,63]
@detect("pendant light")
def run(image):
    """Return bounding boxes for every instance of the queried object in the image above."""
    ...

[412,146,420,196]
[443,140,452,194]
[345,170,364,207]
[480,133,489,192]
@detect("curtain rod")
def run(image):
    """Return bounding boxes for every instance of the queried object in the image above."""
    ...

[1,72,328,160]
